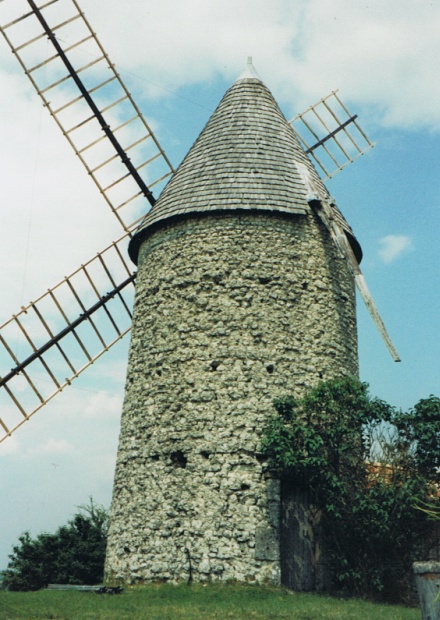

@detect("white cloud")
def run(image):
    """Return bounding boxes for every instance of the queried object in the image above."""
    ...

[0,435,73,461]
[78,0,440,130]
[378,235,413,263]
[0,435,21,456]
[25,438,74,458]
[81,390,124,420]
[288,0,440,128]
[0,71,125,319]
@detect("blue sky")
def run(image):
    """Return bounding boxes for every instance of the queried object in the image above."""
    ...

[0,0,439,569]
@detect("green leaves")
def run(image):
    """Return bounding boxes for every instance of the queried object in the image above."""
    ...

[260,377,440,602]
[398,396,440,479]
[3,498,108,591]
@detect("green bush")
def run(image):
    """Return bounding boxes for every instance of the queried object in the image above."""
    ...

[260,377,440,602]
[3,498,108,591]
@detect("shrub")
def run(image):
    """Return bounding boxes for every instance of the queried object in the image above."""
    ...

[260,377,440,602]
[3,498,108,591]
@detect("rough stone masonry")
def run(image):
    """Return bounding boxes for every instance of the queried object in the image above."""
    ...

[105,70,359,586]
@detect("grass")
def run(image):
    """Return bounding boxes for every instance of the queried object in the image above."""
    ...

[0,583,420,620]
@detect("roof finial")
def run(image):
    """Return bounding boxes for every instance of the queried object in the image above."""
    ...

[236,57,261,82]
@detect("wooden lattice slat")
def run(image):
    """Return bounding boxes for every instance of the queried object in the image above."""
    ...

[289,91,374,180]
[0,234,135,443]
[0,0,175,233]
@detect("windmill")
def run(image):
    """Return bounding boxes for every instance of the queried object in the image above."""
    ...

[0,0,400,588]
[0,0,398,446]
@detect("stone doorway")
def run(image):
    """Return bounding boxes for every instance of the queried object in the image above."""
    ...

[280,480,329,591]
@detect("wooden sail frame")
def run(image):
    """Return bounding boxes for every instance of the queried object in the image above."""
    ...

[0,0,175,233]
[0,234,135,443]
[289,90,374,180]
[294,160,400,363]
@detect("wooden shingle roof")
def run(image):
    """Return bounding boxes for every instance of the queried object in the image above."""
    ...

[129,72,361,264]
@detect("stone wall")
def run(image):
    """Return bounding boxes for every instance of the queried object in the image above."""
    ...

[105,210,358,585]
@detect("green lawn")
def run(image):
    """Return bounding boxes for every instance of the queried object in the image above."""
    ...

[0,584,421,620]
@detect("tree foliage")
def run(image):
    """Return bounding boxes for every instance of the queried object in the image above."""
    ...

[260,377,440,602]
[3,499,108,591]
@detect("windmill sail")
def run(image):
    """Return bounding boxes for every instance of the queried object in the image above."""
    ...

[294,160,400,362]
[0,0,175,233]
[0,0,174,442]
[290,91,374,180]
[0,235,135,443]
[315,200,400,362]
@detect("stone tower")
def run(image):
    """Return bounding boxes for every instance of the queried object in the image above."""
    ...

[105,64,360,586]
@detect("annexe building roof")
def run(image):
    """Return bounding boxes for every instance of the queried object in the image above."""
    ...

[129,66,361,264]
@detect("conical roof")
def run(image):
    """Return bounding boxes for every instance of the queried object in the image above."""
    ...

[129,68,361,263]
